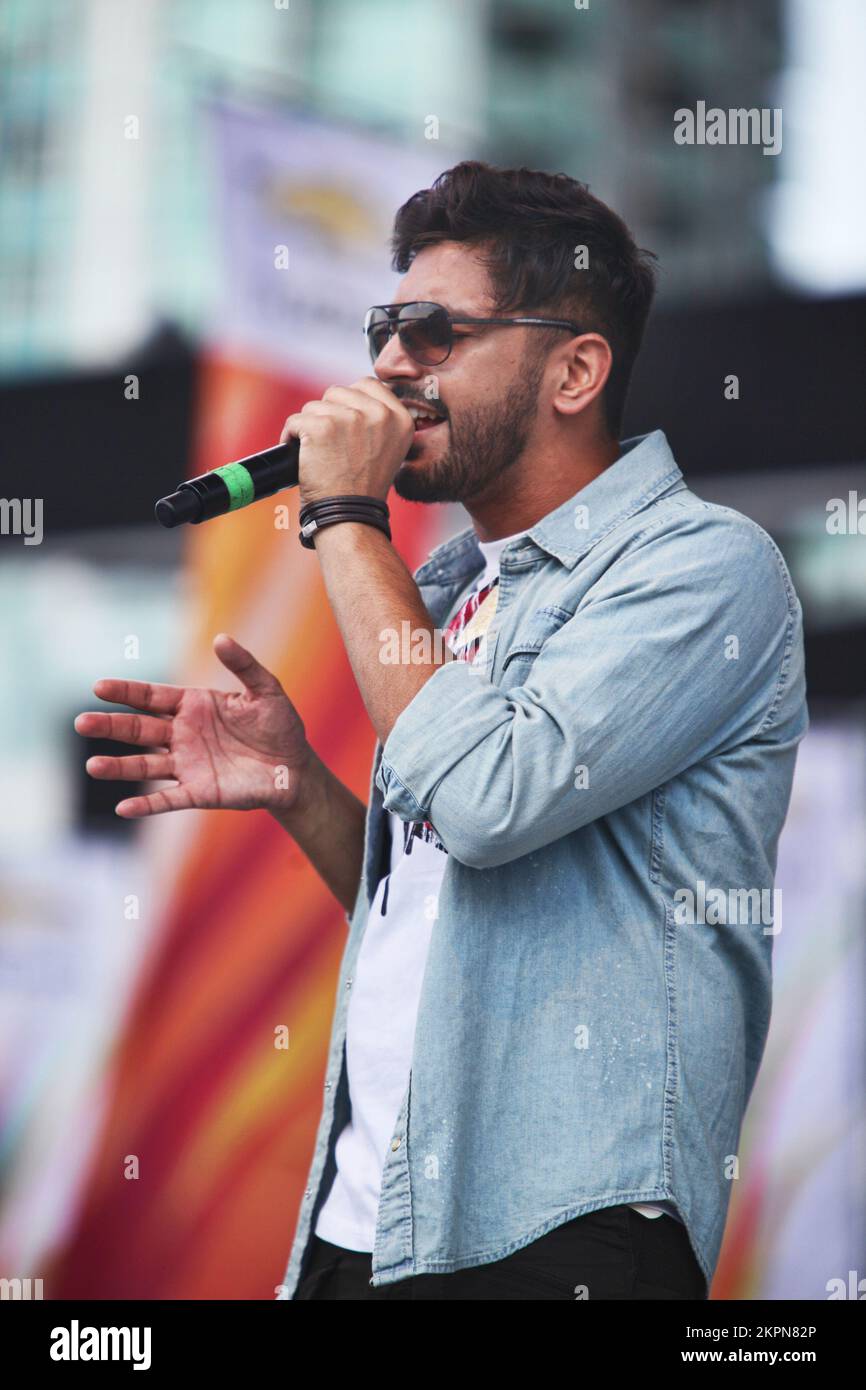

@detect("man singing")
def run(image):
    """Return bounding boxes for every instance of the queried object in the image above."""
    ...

[76,162,807,1300]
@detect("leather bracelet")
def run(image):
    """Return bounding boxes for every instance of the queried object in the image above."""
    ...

[299,503,388,526]
[299,511,392,549]
[299,494,389,516]
[299,495,388,526]
[299,496,387,523]
[298,495,391,549]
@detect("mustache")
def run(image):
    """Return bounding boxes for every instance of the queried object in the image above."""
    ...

[388,383,449,420]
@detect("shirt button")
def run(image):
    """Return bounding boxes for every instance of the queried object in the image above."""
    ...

[345,977,353,989]
[304,1188,312,1199]
[391,1137,401,1151]
[324,1081,332,1091]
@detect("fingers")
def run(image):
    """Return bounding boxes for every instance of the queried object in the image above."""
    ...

[280,411,303,446]
[212,632,282,696]
[74,710,172,747]
[320,385,376,414]
[281,402,362,443]
[325,380,410,425]
[280,406,348,444]
[346,378,415,432]
[114,785,195,818]
[346,376,409,414]
[84,749,185,819]
[88,678,184,715]
[85,752,175,782]
[279,381,412,453]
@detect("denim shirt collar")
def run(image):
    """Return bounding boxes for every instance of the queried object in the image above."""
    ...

[413,428,685,584]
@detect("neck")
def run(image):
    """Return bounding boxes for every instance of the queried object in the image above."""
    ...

[465,432,620,542]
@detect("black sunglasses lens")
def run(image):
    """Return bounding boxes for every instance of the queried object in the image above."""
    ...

[370,326,391,361]
[396,304,450,365]
[365,310,392,363]
[365,304,453,365]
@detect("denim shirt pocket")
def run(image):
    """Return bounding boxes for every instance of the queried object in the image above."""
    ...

[499,604,573,675]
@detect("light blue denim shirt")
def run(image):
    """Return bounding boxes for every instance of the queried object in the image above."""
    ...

[278,428,808,1298]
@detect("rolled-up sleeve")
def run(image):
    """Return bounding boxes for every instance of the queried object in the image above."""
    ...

[376,512,802,870]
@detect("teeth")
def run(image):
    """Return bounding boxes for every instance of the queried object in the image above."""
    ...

[407,404,442,422]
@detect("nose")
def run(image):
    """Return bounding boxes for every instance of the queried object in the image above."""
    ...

[373,329,427,385]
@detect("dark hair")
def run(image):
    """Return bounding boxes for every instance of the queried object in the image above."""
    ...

[391,161,657,437]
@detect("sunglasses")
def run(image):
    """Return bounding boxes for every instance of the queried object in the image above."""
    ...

[363,300,582,367]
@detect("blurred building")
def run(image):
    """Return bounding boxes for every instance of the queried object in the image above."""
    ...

[3,0,865,377]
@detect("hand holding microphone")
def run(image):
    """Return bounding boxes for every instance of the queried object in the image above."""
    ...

[155,378,415,531]
[282,377,414,505]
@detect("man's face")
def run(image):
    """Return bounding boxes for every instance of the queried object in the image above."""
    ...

[372,242,549,504]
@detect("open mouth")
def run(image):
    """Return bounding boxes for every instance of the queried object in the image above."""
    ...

[405,403,447,433]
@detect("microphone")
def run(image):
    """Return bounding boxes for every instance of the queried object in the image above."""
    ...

[154,440,300,528]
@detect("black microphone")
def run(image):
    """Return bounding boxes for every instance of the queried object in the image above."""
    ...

[154,439,300,528]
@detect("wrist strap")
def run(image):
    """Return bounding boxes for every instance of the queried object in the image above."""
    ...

[298,494,391,549]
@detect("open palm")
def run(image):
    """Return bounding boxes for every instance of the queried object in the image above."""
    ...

[74,634,310,817]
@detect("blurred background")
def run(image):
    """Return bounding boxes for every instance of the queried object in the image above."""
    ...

[0,0,864,1301]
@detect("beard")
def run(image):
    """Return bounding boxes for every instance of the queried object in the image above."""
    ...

[392,352,546,504]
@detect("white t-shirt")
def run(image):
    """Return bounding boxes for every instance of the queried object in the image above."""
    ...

[315,529,673,1251]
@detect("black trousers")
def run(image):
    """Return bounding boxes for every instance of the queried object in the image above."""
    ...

[294,1204,708,1300]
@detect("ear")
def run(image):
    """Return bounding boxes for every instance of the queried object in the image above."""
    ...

[551,333,613,420]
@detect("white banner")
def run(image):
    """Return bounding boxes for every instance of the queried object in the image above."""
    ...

[208,99,446,381]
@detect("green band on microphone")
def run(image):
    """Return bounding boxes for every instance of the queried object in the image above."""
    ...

[214,462,256,511]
